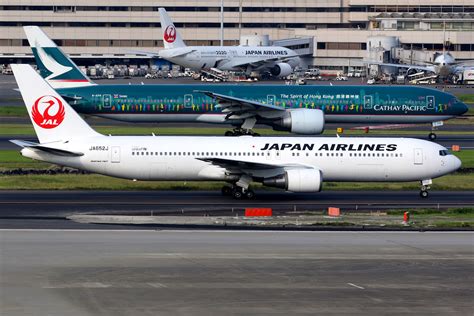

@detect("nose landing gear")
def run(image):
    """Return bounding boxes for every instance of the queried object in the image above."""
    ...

[428,121,443,141]
[419,179,432,198]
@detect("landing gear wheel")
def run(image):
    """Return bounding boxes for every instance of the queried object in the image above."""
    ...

[420,190,429,198]
[232,188,243,199]
[225,128,259,137]
[428,132,437,141]
[244,190,255,199]
[221,186,232,196]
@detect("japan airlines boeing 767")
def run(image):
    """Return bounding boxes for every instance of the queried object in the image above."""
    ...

[10,64,461,198]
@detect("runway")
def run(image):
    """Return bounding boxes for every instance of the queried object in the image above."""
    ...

[1,230,473,315]
[0,190,473,228]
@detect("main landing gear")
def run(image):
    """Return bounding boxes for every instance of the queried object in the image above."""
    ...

[224,128,260,137]
[222,175,255,199]
[225,118,259,136]
[419,179,432,198]
[221,184,255,199]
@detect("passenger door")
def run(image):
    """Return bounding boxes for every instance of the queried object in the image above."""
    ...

[426,96,435,110]
[363,95,373,110]
[102,94,112,109]
[184,94,193,109]
[111,146,121,163]
[414,148,423,165]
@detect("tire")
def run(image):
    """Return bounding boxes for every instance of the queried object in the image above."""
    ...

[232,189,243,199]
[245,190,255,199]
[221,186,232,196]
[420,191,429,198]
[225,131,234,137]
[428,133,437,141]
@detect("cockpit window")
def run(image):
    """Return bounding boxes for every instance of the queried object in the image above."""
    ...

[439,150,451,156]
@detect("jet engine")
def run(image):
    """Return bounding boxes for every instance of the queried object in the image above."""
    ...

[263,169,322,192]
[270,63,293,77]
[272,109,325,135]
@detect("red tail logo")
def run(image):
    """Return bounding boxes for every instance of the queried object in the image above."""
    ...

[31,95,65,129]
[164,25,176,43]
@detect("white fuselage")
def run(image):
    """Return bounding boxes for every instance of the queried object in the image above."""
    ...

[22,136,460,186]
[159,46,299,71]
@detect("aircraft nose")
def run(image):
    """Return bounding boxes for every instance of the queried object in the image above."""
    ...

[456,101,469,115]
[451,155,462,172]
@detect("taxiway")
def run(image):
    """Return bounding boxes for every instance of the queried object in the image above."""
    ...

[1,230,473,315]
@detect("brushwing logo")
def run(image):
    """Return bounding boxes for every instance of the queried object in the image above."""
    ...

[164,25,176,43]
[36,44,72,80]
[31,95,65,129]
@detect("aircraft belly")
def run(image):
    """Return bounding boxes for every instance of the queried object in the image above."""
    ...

[325,114,452,124]
[97,113,228,123]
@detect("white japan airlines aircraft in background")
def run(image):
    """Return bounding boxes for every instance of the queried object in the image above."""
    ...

[152,8,301,77]
[10,64,461,199]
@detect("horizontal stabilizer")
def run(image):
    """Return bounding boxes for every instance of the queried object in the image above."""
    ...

[10,139,84,157]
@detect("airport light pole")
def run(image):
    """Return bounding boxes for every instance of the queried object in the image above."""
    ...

[220,0,224,46]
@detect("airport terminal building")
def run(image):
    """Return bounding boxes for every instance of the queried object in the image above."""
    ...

[0,0,473,72]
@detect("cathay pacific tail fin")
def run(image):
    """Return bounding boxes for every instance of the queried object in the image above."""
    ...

[23,26,95,89]
[11,64,100,144]
[158,8,186,49]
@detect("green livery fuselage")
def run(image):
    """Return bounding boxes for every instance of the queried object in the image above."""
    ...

[57,84,468,124]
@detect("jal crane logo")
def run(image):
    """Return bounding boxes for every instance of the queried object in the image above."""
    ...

[164,25,176,43]
[31,95,65,129]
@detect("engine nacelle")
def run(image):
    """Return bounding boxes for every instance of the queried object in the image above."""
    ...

[270,63,293,77]
[263,169,323,193]
[272,109,325,135]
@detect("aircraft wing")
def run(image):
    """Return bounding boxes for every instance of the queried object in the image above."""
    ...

[10,140,84,157]
[194,90,285,120]
[198,157,313,174]
[365,61,435,73]
[127,47,197,58]
[159,47,197,58]
[126,49,160,57]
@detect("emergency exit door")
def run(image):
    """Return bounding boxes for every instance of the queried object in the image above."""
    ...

[414,148,423,165]
[267,95,276,105]
[111,146,121,163]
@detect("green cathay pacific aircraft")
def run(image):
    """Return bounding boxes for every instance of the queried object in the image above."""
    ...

[24,26,468,138]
